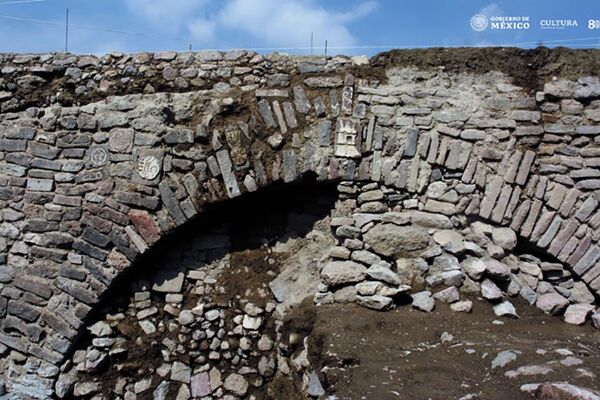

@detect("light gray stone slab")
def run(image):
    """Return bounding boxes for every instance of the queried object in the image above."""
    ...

[216,150,240,198]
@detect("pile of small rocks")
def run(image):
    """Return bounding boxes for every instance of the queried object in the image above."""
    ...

[57,261,281,399]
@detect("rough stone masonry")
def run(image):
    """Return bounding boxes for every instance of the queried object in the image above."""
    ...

[1,48,600,398]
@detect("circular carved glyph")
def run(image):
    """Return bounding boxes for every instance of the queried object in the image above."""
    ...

[138,155,161,180]
[109,129,134,153]
[90,147,109,166]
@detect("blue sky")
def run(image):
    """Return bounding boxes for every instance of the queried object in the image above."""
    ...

[0,0,598,55]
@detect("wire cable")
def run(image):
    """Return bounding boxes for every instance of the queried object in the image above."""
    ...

[0,13,598,51]
[0,0,45,5]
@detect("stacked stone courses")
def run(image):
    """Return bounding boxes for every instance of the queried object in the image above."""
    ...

[0,48,600,397]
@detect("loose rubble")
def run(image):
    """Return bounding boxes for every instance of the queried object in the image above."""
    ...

[316,181,599,330]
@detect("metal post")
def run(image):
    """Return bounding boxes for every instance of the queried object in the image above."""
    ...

[65,8,69,53]
[324,40,327,57]
[310,32,313,56]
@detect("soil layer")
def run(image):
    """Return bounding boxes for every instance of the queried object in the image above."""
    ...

[310,298,600,400]
[370,47,600,91]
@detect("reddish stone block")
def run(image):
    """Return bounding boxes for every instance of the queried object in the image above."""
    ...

[128,210,161,245]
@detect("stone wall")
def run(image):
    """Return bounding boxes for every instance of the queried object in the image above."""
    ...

[1,48,600,398]
[319,180,597,318]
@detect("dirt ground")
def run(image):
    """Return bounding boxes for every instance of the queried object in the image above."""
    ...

[309,298,600,400]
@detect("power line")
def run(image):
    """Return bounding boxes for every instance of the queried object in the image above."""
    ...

[0,14,192,41]
[0,0,45,4]
[0,13,598,52]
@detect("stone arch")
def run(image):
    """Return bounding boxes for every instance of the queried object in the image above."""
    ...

[54,176,339,399]
[1,49,600,397]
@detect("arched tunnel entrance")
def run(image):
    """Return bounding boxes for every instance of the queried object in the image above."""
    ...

[2,48,600,399]
[54,174,600,400]
[57,175,339,399]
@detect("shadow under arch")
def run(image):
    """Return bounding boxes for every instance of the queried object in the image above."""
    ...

[56,172,340,397]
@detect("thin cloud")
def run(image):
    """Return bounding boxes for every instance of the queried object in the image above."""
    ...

[125,0,210,29]
[187,17,217,42]
[209,0,378,49]
[128,0,377,49]
[336,1,378,23]
[478,3,503,18]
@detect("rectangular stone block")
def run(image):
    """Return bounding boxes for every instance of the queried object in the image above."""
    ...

[479,175,504,219]
[546,183,567,209]
[272,100,287,134]
[548,218,578,256]
[53,194,82,207]
[444,140,462,170]
[41,311,77,339]
[520,199,542,238]
[282,102,298,129]
[576,179,600,190]
[558,188,580,218]
[29,141,60,159]
[557,236,579,263]
[55,277,99,305]
[282,150,297,183]
[14,276,52,300]
[503,150,523,183]
[407,154,420,193]
[510,199,531,231]
[491,185,512,223]
[515,150,535,186]
[589,211,600,230]
[465,194,481,216]
[582,261,600,284]
[575,196,598,222]
[164,128,194,144]
[293,86,311,114]
[535,177,548,199]
[567,235,592,266]
[26,178,53,192]
[257,99,277,128]
[29,344,63,364]
[427,131,439,164]
[417,131,431,159]
[504,186,521,219]
[461,158,477,184]
[0,139,26,152]
[531,210,555,242]
[575,125,600,135]
[435,136,449,165]
[515,126,544,136]
[313,96,326,117]
[255,89,288,97]
[404,128,419,158]
[573,245,600,276]
[158,181,187,224]
[537,215,563,248]
[0,333,28,353]
[511,110,541,121]
[329,89,340,117]
[396,160,410,189]
[304,76,343,88]
[216,150,241,198]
